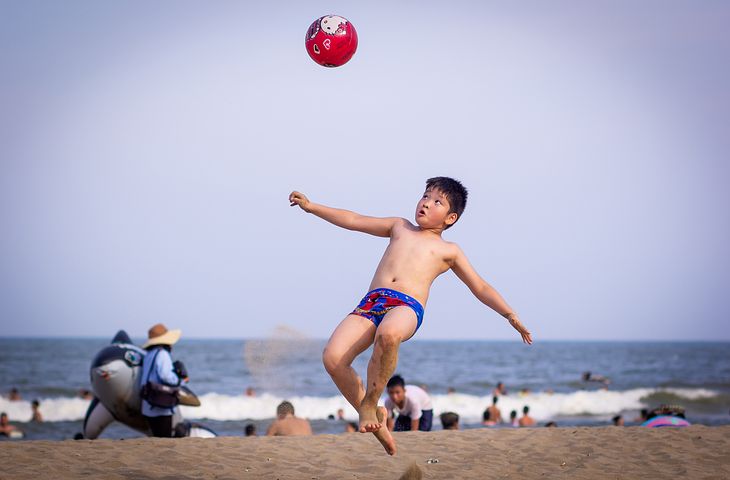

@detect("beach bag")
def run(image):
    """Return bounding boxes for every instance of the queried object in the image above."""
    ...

[140,349,180,408]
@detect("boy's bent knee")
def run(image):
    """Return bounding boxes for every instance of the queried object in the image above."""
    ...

[375,331,402,349]
[322,347,345,374]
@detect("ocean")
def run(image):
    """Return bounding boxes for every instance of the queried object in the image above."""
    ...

[1,337,728,440]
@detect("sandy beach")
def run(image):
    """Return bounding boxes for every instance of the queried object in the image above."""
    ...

[2,426,728,479]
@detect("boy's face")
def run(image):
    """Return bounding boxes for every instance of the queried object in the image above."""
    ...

[387,385,406,405]
[415,188,457,229]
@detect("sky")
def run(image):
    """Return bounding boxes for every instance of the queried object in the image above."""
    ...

[1,1,728,341]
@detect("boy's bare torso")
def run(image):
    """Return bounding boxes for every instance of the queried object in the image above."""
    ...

[368,219,456,306]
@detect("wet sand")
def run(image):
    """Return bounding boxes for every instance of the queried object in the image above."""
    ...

[1,425,729,479]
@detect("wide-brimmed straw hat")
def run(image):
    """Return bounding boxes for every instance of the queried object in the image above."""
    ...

[142,323,181,349]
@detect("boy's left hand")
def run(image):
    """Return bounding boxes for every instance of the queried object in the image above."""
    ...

[505,314,532,345]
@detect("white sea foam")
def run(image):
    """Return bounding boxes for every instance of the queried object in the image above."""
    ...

[0,397,91,423]
[1,388,718,424]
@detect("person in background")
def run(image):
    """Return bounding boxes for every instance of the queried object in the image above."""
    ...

[484,396,503,424]
[582,371,610,386]
[78,389,93,400]
[447,387,456,394]
[245,387,256,397]
[544,421,558,427]
[266,401,312,436]
[244,423,257,436]
[385,375,434,432]
[8,388,21,401]
[482,408,495,426]
[492,382,507,397]
[31,400,43,423]
[337,408,346,420]
[509,409,518,427]
[519,405,536,427]
[0,412,19,436]
[612,415,624,426]
[140,323,186,438]
[633,409,648,423]
[519,388,531,397]
[345,421,359,433]
[440,412,460,430]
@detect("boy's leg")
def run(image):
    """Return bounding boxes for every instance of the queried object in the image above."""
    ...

[359,306,418,433]
[322,314,377,410]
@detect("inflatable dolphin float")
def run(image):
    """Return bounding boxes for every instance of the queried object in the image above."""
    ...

[82,330,216,438]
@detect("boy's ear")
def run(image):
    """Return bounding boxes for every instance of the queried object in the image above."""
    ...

[445,212,458,226]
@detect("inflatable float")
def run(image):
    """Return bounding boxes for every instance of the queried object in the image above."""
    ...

[82,330,216,439]
[641,405,691,428]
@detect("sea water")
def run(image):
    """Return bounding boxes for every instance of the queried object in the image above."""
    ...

[1,337,728,440]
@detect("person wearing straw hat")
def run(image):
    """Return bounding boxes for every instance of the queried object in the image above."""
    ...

[140,323,185,437]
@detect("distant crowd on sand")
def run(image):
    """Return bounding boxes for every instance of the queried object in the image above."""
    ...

[242,372,628,438]
[1,368,684,439]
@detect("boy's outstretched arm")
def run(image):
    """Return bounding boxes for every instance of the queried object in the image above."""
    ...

[289,191,401,238]
[449,245,533,344]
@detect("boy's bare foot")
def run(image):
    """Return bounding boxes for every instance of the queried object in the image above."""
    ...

[358,403,381,433]
[372,406,397,456]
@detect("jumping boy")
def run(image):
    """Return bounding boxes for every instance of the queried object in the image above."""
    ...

[288,177,532,455]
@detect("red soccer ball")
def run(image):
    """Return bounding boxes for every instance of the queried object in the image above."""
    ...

[305,15,358,68]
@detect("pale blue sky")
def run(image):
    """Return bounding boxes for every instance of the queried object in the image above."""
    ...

[1,1,728,340]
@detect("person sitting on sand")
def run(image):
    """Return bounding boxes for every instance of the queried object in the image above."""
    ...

[384,375,434,432]
[440,412,459,430]
[612,415,624,426]
[244,424,257,436]
[492,382,507,397]
[0,412,19,436]
[582,371,610,386]
[266,401,312,436]
[8,388,21,401]
[289,178,532,455]
[483,396,503,425]
[518,405,536,427]
[31,399,43,423]
[509,409,518,427]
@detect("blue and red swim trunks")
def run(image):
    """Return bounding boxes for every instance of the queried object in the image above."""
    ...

[351,288,424,334]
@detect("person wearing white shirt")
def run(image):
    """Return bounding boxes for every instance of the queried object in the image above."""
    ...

[384,375,433,432]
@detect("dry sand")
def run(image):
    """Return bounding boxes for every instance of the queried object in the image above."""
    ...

[2,426,729,479]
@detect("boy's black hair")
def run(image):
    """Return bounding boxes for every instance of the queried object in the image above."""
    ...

[244,423,256,436]
[386,374,405,389]
[277,401,295,416]
[425,177,468,229]
[510,410,517,418]
[492,396,498,405]
[440,412,459,429]
[523,405,530,414]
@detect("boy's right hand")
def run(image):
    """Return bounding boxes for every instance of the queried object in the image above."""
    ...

[289,191,312,212]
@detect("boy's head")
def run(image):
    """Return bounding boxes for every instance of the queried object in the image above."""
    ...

[277,401,295,418]
[416,177,468,230]
[386,374,406,405]
[440,412,460,430]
